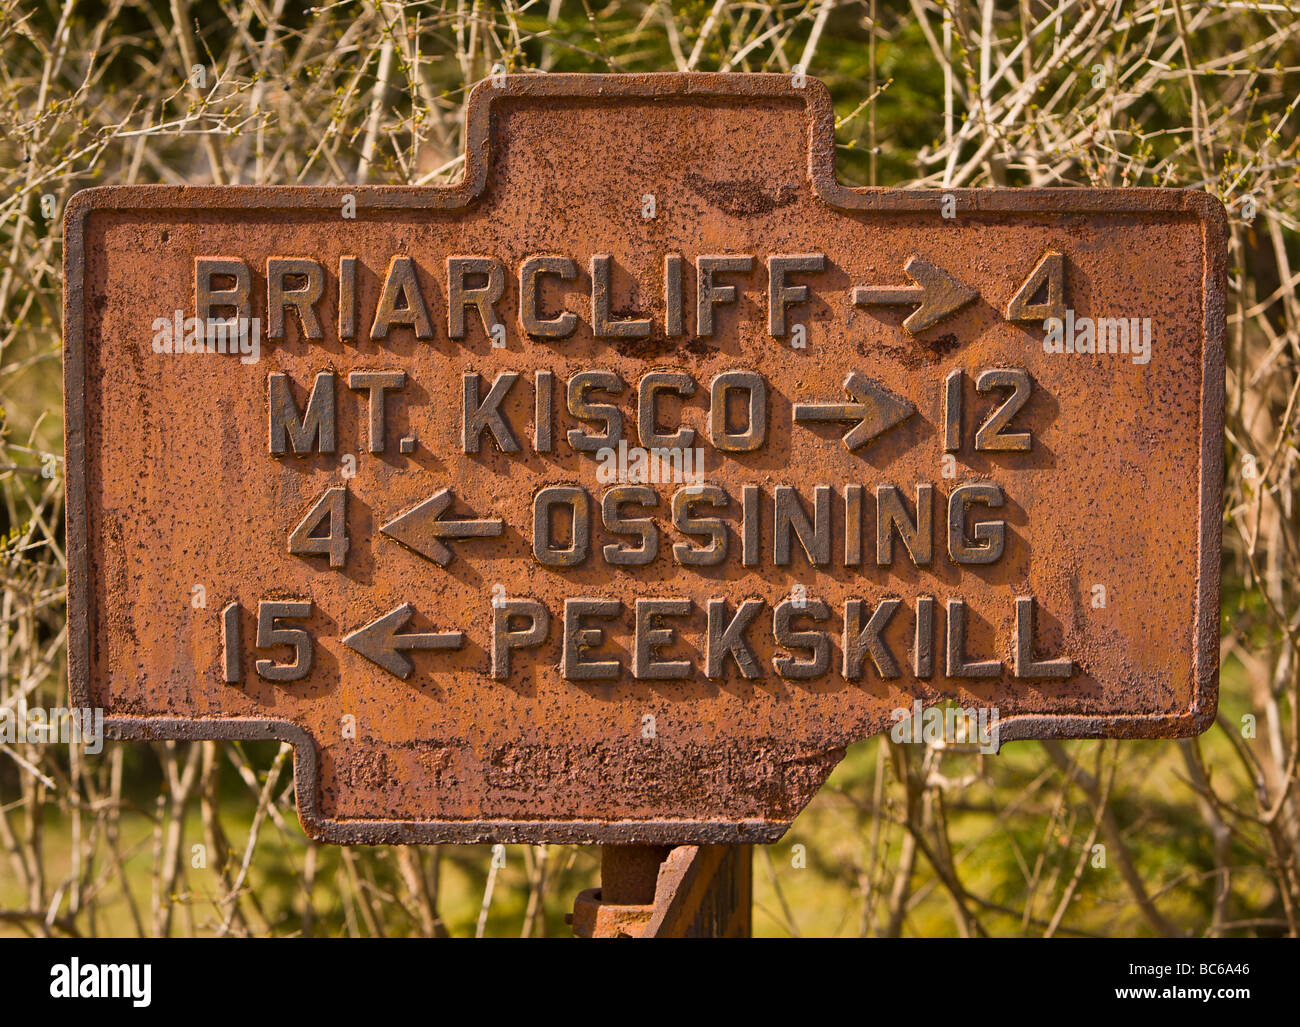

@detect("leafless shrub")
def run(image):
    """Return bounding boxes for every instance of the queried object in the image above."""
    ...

[0,0,1296,936]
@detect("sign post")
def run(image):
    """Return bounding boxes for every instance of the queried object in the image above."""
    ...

[63,74,1224,933]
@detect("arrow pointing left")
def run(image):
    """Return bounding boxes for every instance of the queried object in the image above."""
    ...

[380,488,504,566]
[342,603,463,679]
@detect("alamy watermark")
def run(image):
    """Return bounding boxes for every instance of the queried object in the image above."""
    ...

[50,958,150,1007]
[890,700,1000,754]
[1042,309,1152,365]
[0,698,104,754]
[151,310,261,364]
[595,440,705,485]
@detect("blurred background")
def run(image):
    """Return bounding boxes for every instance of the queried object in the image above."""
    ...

[1,0,1297,937]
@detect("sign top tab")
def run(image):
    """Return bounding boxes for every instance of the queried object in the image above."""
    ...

[64,73,1225,845]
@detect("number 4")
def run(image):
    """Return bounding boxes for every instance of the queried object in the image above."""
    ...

[1006,250,1065,323]
[289,485,348,568]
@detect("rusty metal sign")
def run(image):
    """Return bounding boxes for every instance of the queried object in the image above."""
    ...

[63,73,1225,845]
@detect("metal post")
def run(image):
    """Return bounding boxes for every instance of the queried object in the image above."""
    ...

[569,844,752,937]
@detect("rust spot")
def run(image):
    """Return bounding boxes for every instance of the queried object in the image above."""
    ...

[686,172,799,217]
[613,333,677,360]
[923,332,961,356]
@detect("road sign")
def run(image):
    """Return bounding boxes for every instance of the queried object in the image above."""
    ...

[63,73,1224,844]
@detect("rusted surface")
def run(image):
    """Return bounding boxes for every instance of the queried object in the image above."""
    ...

[569,844,751,937]
[600,845,673,904]
[63,73,1224,845]
[569,887,653,938]
[642,844,752,938]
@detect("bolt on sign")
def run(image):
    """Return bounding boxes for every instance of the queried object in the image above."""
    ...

[63,74,1225,844]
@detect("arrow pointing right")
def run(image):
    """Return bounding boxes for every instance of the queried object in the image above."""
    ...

[793,372,915,451]
[853,254,978,333]
[342,603,463,680]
